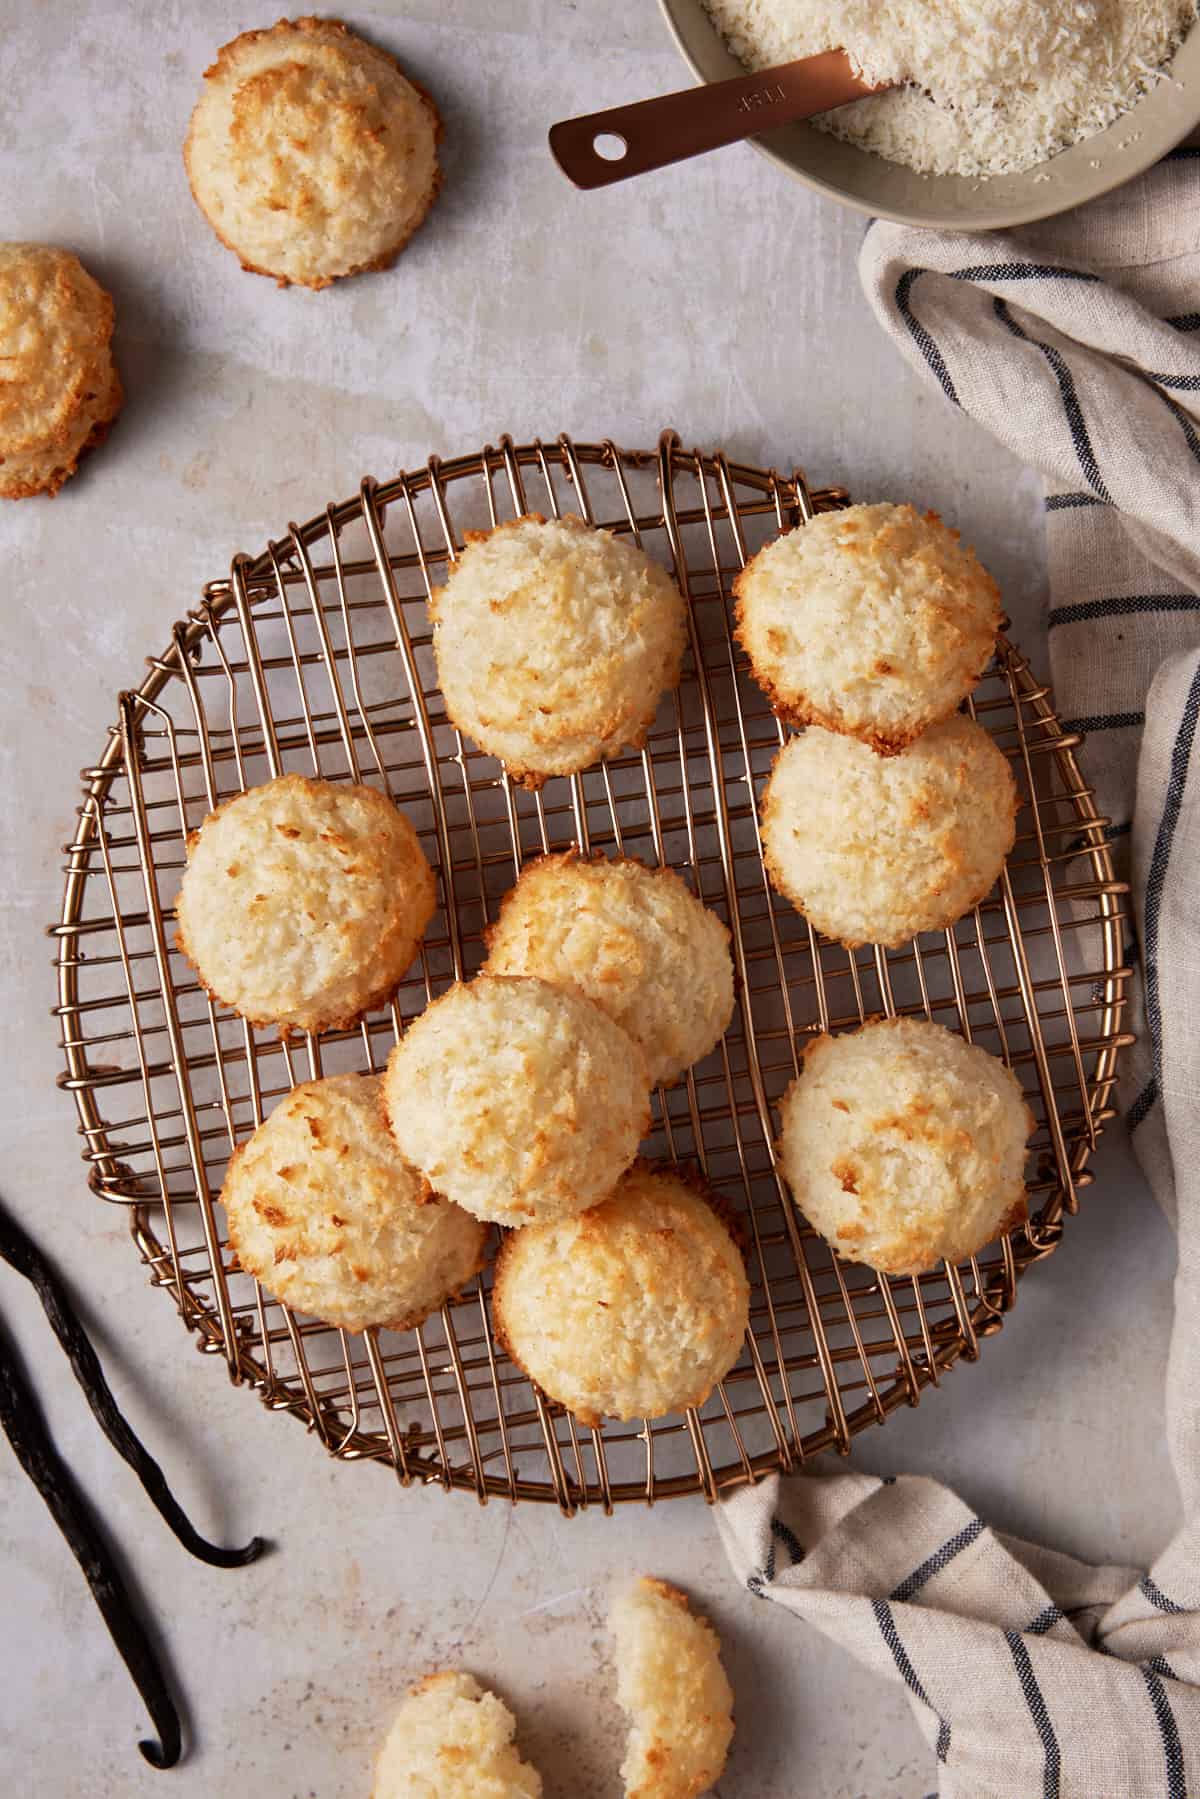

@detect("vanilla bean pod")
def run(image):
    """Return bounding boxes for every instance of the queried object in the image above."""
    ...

[0,1194,263,1568]
[0,1321,182,1768]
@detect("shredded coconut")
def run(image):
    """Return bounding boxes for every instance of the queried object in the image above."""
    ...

[700,0,1197,176]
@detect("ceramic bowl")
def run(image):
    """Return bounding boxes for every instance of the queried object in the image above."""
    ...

[658,0,1200,228]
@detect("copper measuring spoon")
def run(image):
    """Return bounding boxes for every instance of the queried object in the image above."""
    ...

[549,51,890,189]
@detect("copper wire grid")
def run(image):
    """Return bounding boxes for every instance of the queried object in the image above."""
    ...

[53,431,1132,1513]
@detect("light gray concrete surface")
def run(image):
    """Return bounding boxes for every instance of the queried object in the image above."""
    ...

[0,3,1180,1795]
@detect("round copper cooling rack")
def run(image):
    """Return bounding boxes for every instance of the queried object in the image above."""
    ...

[52,431,1131,1513]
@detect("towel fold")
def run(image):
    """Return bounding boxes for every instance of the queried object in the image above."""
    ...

[719,145,1200,1797]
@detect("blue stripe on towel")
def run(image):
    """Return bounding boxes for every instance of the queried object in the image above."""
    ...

[1143,660,1200,1098]
[1155,387,1200,468]
[992,299,1114,501]
[1006,1630,1061,1798]
[895,270,960,405]
[872,1598,952,1761]
[1141,1574,1188,1617]
[890,1519,985,1603]
[1060,711,1146,734]
[1148,371,1200,392]
[1045,491,1111,511]
[770,1516,804,1566]
[1129,1077,1160,1133]
[951,262,1100,285]
[1142,1665,1187,1797]
[1048,594,1200,629]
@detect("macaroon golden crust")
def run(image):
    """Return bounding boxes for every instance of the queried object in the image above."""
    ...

[221,1074,487,1332]
[491,1163,749,1425]
[174,773,436,1033]
[0,243,122,500]
[431,513,687,787]
[734,503,1001,753]
[382,975,650,1227]
[611,1578,735,1799]
[777,1016,1034,1275]
[184,17,442,289]
[760,714,1017,948]
[373,1669,543,1799]
[484,851,734,1088]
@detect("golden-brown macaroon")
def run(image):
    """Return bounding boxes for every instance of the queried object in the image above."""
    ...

[184,17,441,289]
[373,1670,543,1799]
[382,974,650,1227]
[777,1016,1033,1275]
[611,1578,734,1799]
[431,514,687,787]
[492,1163,749,1425]
[484,852,734,1088]
[222,1074,486,1331]
[760,714,1017,948]
[0,243,122,500]
[734,503,1000,752]
[175,773,436,1033]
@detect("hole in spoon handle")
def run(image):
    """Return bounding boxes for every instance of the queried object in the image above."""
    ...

[592,132,629,162]
[548,51,886,189]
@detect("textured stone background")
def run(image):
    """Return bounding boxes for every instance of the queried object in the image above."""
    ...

[0,3,1177,1794]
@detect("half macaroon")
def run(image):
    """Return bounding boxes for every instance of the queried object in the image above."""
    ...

[612,1577,734,1799]
[373,1671,543,1799]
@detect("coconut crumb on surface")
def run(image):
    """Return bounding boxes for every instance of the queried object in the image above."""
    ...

[700,0,1198,176]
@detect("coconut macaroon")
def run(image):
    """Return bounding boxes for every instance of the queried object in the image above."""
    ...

[484,852,734,1087]
[492,1163,748,1425]
[373,1670,543,1799]
[760,714,1017,948]
[184,17,441,289]
[611,1578,734,1799]
[0,243,122,500]
[222,1074,486,1331]
[778,1016,1034,1275]
[382,975,650,1227]
[734,503,1000,752]
[431,514,687,786]
[175,774,436,1033]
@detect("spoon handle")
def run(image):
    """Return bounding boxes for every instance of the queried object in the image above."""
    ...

[548,50,885,190]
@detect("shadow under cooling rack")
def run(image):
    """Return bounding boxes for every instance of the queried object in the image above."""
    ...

[52,430,1131,1513]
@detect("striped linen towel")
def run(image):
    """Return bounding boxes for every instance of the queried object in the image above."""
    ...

[718,146,1200,1798]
